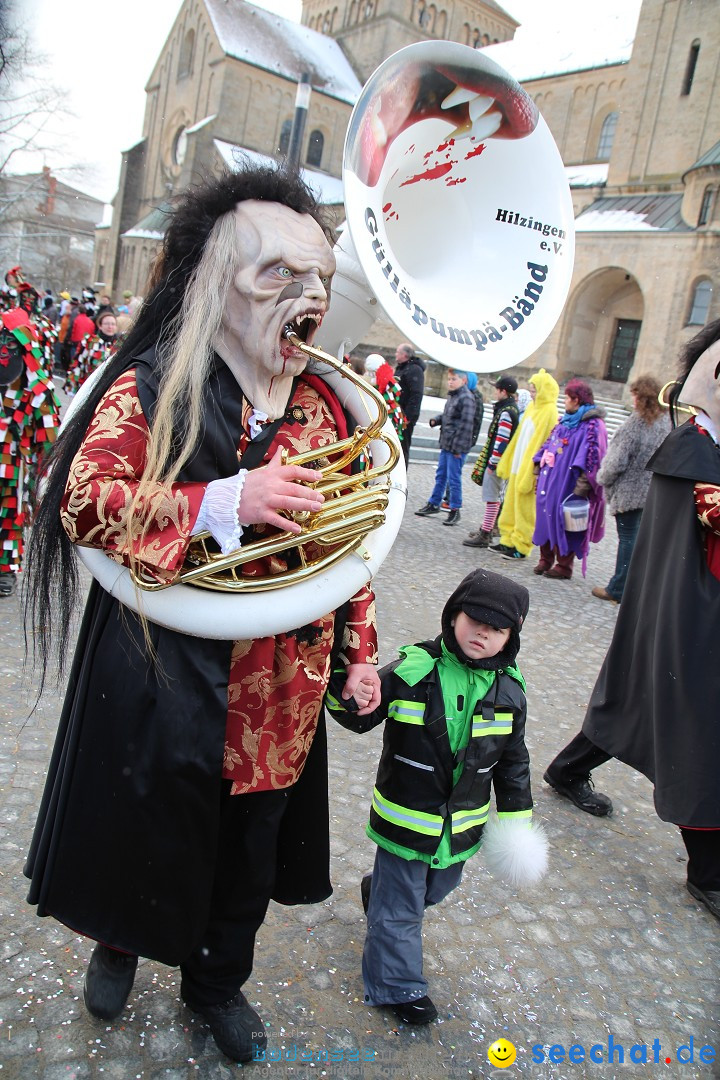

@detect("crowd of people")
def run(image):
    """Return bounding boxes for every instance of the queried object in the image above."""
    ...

[9,164,719,1065]
[412,362,673,602]
[0,271,142,598]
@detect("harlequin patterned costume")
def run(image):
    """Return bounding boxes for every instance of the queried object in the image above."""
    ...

[374,363,405,442]
[64,331,116,396]
[0,309,60,580]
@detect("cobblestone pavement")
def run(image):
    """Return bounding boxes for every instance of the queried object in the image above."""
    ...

[1,456,719,1079]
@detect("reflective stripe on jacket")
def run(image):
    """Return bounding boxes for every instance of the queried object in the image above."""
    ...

[327,640,532,861]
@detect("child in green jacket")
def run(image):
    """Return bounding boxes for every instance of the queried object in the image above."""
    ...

[327,568,545,1025]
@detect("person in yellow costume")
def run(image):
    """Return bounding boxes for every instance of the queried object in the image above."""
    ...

[493,369,560,561]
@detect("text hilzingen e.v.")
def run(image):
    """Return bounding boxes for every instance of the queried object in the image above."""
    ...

[496,208,567,240]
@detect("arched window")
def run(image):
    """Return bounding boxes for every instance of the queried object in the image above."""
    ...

[278,119,293,157]
[307,129,324,168]
[597,112,618,161]
[682,39,700,96]
[436,10,447,36]
[178,29,195,79]
[363,0,375,17]
[698,186,715,227]
[687,279,712,325]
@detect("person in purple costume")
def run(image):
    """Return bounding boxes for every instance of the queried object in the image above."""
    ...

[531,379,608,580]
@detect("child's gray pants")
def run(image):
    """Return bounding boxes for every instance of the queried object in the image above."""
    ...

[362,845,464,1006]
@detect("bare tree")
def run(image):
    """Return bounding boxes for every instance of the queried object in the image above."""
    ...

[0,0,73,176]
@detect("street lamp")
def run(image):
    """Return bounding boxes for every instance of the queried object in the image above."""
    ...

[287,73,312,172]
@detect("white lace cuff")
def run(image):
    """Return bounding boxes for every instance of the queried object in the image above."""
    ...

[193,470,248,554]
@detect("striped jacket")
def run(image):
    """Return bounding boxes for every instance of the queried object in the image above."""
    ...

[327,639,532,862]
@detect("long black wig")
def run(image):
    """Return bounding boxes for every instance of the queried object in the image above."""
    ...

[24,161,331,691]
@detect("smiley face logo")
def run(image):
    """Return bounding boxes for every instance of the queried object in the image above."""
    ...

[488,1038,517,1068]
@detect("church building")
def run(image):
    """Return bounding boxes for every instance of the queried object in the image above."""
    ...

[95,0,719,391]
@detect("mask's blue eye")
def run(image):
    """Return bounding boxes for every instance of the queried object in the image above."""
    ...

[278,267,292,278]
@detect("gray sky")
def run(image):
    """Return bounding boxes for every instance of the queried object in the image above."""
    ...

[11,0,641,204]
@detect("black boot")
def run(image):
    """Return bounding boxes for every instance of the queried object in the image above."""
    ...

[443,509,461,526]
[543,770,612,816]
[83,944,138,1020]
[462,529,491,548]
[415,502,441,516]
[187,992,268,1063]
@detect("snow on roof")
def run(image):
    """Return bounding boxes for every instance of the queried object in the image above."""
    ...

[123,228,165,240]
[186,114,217,134]
[566,163,608,187]
[481,5,639,82]
[214,140,345,205]
[576,194,691,233]
[205,0,362,104]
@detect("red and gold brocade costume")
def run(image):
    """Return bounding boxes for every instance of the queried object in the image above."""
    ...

[61,368,377,794]
[695,480,720,582]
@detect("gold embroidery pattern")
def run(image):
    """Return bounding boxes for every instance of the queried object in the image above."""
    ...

[60,371,196,580]
[696,482,720,534]
[224,382,378,793]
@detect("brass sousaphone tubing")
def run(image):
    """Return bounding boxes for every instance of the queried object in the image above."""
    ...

[132,330,400,593]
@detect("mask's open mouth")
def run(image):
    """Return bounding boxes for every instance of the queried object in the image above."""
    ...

[283,312,322,347]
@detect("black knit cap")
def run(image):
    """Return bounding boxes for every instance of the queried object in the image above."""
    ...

[495,374,518,394]
[441,568,530,669]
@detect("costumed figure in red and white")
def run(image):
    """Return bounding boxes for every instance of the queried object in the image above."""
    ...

[364,352,406,444]
[23,164,381,1062]
[0,305,60,597]
[5,268,59,375]
[544,317,720,922]
[64,309,118,395]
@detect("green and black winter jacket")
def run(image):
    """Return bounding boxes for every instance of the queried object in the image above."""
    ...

[327,637,532,867]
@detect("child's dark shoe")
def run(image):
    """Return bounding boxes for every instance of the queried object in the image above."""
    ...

[388,995,438,1025]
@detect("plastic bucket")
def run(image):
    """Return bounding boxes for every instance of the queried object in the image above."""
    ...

[562,496,589,532]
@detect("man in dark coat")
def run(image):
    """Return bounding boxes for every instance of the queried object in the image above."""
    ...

[544,318,720,921]
[395,342,425,465]
[23,164,382,1062]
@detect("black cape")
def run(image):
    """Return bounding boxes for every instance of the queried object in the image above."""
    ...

[25,350,335,965]
[582,421,720,827]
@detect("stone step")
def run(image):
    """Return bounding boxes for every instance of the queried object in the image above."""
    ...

[409,396,631,465]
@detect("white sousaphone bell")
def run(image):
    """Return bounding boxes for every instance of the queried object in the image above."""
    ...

[73,40,575,639]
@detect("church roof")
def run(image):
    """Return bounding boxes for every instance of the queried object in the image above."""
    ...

[204,0,362,104]
[122,204,172,241]
[214,141,345,205]
[683,139,720,176]
[575,193,692,233]
[482,5,638,82]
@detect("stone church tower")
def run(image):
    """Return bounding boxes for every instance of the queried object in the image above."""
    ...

[508,0,719,388]
[301,1,517,82]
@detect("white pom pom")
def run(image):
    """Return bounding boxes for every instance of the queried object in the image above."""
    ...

[482,816,549,887]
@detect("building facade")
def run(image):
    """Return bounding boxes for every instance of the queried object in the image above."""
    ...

[1,168,104,295]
